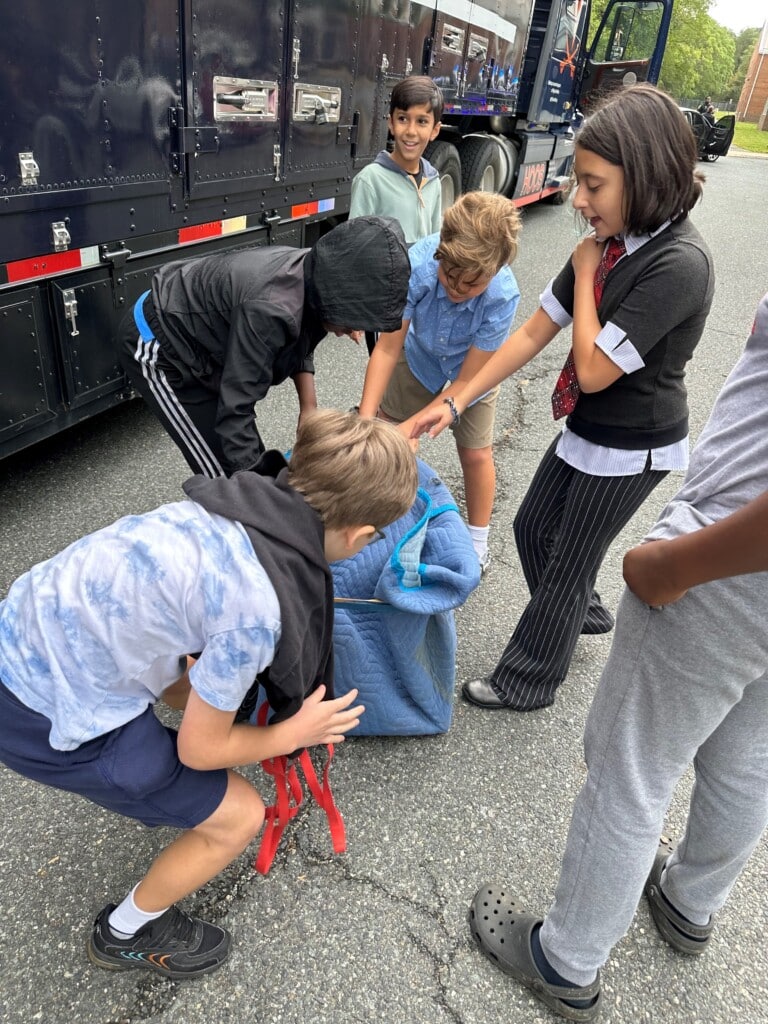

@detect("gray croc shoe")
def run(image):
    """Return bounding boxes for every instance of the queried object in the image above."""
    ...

[645,839,714,955]
[469,886,602,1021]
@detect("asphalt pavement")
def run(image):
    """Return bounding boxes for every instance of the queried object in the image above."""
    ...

[0,151,766,1024]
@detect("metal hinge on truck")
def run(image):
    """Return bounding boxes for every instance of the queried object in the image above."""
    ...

[168,107,220,174]
[100,243,133,310]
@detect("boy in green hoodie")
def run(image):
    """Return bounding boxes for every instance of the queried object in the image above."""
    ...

[350,75,443,244]
[350,75,443,354]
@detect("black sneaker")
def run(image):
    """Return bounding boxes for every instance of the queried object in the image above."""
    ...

[87,903,231,979]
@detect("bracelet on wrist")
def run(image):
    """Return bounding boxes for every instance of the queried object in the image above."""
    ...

[443,395,461,425]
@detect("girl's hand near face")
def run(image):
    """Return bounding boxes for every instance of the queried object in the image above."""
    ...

[571,235,604,279]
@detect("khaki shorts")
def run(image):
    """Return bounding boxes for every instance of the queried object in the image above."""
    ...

[380,352,499,449]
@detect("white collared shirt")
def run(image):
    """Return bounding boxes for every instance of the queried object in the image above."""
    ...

[540,220,688,476]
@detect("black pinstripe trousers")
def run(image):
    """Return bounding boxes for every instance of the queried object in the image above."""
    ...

[490,436,668,710]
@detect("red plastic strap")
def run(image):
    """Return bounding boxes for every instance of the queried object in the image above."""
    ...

[253,704,346,873]
[254,703,303,874]
[298,745,346,854]
[254,753,305,875]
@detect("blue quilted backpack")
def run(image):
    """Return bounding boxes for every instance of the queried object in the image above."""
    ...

[331,458,481,735]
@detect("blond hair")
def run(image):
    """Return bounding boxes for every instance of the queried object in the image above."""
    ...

[434,191,521,280]
[288,410,418,530]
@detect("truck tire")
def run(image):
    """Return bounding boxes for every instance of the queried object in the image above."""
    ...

[424,140,462,212]
[458,134,517,195]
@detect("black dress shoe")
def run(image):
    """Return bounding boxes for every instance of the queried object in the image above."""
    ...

[462,677,509,709]
[580,608,615,635]
[581,594,615,634]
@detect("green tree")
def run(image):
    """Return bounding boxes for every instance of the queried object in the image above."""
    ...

[586,0,736,101]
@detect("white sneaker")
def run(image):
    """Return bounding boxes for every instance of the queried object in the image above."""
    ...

[478,550,491,577]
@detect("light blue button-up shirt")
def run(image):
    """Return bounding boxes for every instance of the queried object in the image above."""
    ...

[402,234,520,396]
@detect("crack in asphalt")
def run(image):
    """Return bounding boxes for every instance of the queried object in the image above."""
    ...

[295,838,472,1024]
[102,821,475,1024]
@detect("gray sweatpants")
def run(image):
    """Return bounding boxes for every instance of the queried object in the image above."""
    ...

[539,573,768,985]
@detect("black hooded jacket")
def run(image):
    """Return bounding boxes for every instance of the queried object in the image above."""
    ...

[183,451,334,724]
[146,216,410,473]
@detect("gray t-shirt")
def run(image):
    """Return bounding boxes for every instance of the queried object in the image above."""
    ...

[647,292,768,542]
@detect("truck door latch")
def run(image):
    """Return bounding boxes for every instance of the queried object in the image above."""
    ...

[62,289,80,338]
[19,151,40,186]
[51,221,71,252]
[100,243,133,309]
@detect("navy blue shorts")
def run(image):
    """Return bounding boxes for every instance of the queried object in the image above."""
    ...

[0,679,228,829]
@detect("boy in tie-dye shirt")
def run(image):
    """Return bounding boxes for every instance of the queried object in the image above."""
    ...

[0,411,416,981]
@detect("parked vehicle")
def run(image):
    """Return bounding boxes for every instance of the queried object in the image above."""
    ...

[681,108,736,162]
[0,0,673,459]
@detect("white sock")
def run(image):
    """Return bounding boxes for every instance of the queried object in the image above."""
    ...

[108,883,169,939]
[468,524,490,561]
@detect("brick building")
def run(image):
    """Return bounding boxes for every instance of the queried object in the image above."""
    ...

[737,21,768,123]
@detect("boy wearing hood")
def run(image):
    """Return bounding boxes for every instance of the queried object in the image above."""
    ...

[0,410,418,979]
[117,217,410,476]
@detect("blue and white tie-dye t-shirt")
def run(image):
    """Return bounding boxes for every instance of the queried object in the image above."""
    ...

[0,501,281,750]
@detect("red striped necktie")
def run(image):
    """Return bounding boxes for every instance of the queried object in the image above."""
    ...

[551,236,627,420]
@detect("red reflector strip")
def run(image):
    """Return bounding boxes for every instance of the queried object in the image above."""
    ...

[6,250,83,283]
[178,221,223,244]
[511,184,567,208]
[512,192,543,208]
[290,201,320,219]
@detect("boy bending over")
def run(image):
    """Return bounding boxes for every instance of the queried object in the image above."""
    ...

[358,191,521,572]
[0,411,417,980]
